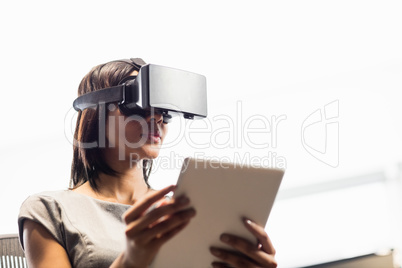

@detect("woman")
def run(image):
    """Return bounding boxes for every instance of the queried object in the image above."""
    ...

[18,58,277,267]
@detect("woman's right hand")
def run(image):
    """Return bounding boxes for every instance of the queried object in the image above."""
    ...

[118,185,195,268]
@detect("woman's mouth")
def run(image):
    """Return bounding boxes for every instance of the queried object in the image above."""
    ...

[146,132,161,143]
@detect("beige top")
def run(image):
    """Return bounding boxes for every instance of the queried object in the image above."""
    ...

[18,190,131,268]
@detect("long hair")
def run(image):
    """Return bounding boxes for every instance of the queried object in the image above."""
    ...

[70,59,153,190]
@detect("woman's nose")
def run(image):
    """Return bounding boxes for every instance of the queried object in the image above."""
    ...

[147,113,163,124]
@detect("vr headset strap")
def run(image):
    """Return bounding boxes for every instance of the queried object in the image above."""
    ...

[110,58,146,70]
[73,85,124,111]
[129,58,146,69]
[73,58,146,111]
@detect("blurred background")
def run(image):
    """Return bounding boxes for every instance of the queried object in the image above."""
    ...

[0,1,401,267]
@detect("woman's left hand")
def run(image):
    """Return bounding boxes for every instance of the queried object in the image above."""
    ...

[209,218,277,268]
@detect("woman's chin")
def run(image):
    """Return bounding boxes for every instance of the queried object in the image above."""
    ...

[142,146,161,159]
[125,144,162,161]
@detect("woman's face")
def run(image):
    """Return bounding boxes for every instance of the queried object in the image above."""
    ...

[105,105,168,162]
[103,71,168,164]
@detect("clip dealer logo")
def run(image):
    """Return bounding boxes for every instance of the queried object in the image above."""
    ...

[301,100,339,168]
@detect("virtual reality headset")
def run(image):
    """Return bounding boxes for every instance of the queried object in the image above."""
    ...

[73,58,207,124]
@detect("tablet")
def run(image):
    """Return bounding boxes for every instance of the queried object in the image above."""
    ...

[150,157,284,267]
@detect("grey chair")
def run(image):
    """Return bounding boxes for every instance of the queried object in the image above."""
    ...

[0,234,27,268]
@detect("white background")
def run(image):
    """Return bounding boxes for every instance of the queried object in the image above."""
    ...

[1,1,401,267]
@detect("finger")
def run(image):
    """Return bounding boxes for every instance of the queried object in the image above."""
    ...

[123,185,176,223]
[130,218,192,251]
[125,196,191,237]
[218,234,276,266]
[243,218,276,255]
[153,217,191,246]
[210,247,258,268]
[143,208,195,242]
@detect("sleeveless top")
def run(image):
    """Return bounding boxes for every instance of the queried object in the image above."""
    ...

[18,190,131,268]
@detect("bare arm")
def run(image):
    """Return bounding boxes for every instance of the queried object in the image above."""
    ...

[22,219,72,268]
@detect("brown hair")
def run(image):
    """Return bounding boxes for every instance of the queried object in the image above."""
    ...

[70,59,153,190]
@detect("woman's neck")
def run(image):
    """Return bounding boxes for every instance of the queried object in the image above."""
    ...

[73,163,150,205]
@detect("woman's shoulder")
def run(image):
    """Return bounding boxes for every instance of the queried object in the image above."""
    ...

[21,189,78,206]
[18,190,74,250]
[19,190,81,224]
[19,189,110,219]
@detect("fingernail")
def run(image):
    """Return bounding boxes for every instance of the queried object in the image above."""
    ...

[244,218,254,225]
[185,208,196,217]
[210,247,222,256]
[220,234,231,243]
